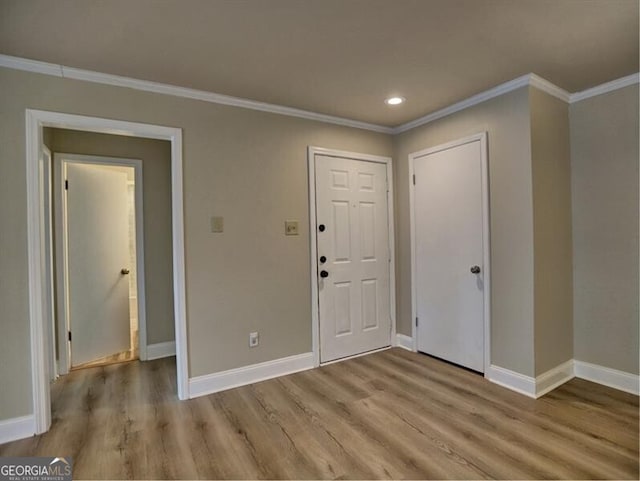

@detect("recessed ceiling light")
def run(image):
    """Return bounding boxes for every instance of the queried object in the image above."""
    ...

[385,96,405,106]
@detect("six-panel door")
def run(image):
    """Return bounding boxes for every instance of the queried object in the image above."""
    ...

[315,155,391,363]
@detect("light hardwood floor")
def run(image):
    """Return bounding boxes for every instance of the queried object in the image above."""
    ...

[1,348,637,479]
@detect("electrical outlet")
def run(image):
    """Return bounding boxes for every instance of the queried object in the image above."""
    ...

[285,220,299,236]
[249,331,259,347]
[211,216,224,233]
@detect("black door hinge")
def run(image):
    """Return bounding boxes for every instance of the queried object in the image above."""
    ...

[412,174,416,185]
[65,180,69,190]
[416,317,419,326]
[68,331,72,342]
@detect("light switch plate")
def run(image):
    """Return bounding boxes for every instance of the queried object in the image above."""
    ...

[285,220,299,236]
[211,216,224,233]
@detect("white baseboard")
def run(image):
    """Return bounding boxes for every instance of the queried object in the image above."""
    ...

[536,359,575,397]
[486,365,537,398]
[0,415,35,445]
[574,360,639,395]
[395,334,414,351]
[487,360,575,399]
[146,341,176,360]
[189,352,314,399]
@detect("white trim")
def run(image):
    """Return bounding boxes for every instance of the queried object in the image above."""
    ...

[26,110,189,437]
[395,334,414,351]
[535,359,574,398]
[487,360,639,398]
[146,341,177,360]
[0,415,36,445]
[395,74,526,133]
[0,54,391,134]
[41,146,57,381]
[26,111,51,434]
[54,153,148,365]
[307,147,396,367]
[486,365,536,398]
[529,73,571,103]
[574,360,639,395]
[53,155,69,375]
[189,352,314,398]
[307,149,320,368]
[394,74,569,134]
[3,54,638,135]
[408,133,491,374]
[0,54,62,76]
[570,73,640,103]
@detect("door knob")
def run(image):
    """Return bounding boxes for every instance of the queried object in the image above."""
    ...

[318,224,326,232]
[319,255,327,264]
[121,268,130,275]
[470,265,481,274]
[320,270,329,278]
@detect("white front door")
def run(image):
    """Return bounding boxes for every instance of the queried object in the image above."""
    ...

[413,138,486,372]
[315,155,391,363]
[65,163,132,366]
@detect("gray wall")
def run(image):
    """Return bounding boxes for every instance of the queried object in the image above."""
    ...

[393,88,536,376]
[0,67,392,420]
[570,84,639,375]
[46,128,175,345]
[1,62,636,423]
[530,88,574,375]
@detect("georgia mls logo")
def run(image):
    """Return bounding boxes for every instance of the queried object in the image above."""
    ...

[0,456,72,481]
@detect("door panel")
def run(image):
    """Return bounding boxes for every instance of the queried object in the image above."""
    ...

[414,140,485,372]
[66,163,131,366]
[316,155,391,362]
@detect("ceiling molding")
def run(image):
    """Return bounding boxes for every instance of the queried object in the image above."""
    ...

[393,73,572,134]
[528,73,571,103]
[393,74,531,134]
[569,73,640,103]
[0,54,637,136]
[0,54,63,77]
[0,54,393,134]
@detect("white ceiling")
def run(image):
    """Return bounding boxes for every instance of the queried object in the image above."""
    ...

[0,0,637,127]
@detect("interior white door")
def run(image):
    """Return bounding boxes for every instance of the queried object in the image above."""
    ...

[65,163,131,366]
[414,139,485,372]
[315,155,391,363]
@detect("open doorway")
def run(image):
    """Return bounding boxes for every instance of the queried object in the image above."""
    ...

[26,110,189,436]
[54,154,143,372]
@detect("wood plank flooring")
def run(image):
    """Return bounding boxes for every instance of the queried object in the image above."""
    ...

[1,348,637,479]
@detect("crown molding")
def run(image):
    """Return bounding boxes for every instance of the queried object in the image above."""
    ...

[0,54,63,77]
[569,73,640,103]
[1,54,637,136]
[393,73,571,134]
[393,75,529,134]
[0,54,393,134]
[528,73,571,102]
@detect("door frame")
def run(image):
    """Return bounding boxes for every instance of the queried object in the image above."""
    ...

[53,153,147,373]
[408,132,491,375]
[307,146,396,367]
[26,109,189,436]
[41,146,57,381]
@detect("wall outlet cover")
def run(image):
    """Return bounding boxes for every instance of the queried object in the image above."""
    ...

[285,220,299,236]
[249,331,259,347]
[211,216,224,233]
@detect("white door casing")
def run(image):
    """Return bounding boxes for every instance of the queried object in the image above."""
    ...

[65,163,132,366]
[27,110,188,437]
[409,133,491,373]
[314,153,392,363]
[40,146,57,381]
